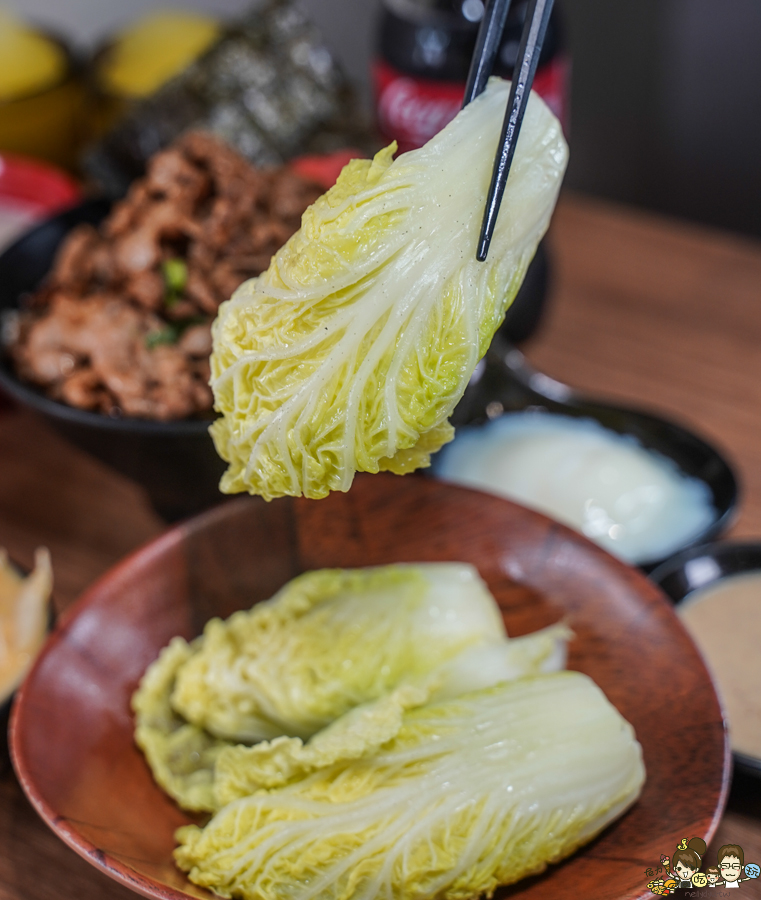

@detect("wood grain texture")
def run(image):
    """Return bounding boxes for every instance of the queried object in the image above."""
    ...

[10,476,729,900]
[0,408,163,611]
[0,193,759,898]
[529,194,761,540]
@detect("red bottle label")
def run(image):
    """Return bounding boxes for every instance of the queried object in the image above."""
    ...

[531,55,569,128]
[374,60,463,154]
[373,56,569,154]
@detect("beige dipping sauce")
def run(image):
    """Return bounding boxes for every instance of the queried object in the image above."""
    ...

[0,548,52,701]
[679,571,761,759]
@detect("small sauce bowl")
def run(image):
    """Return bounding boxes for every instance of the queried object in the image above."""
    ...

[649,541,761,777]
[440,342,738,572]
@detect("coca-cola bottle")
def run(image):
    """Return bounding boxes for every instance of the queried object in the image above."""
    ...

[374,0,568,154]
[373,0,568,344]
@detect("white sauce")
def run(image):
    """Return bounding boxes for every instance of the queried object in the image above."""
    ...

[436,412,715,564]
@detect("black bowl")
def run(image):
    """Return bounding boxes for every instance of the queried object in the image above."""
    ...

[649,541,761,778]
[443,342,739,572]
[0,202,551,521]
[0,200,227,521]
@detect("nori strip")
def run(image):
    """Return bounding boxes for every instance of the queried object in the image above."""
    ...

[84,0,374,197]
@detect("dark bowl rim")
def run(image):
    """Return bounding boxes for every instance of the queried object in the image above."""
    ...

[0,366,214,434]
[432,403,740,572]
[648,539,761,599]
[88,17,225,101]
[734,750,761,778]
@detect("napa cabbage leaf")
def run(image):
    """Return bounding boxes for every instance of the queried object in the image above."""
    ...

[209,622,570,803]
[212,684,429,804]
[132,637,227,812]
[133,615,570,811]
[170,562,505,743]
[210,78,568,499]
[428,621,570,701]
[175,673,645,900]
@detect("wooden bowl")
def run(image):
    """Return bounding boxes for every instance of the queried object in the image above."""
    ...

[10,474,729,900]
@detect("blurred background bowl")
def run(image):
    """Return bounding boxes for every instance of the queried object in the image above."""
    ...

[9,475,729,900]
[0,200,226,522]
[0,198,550,522]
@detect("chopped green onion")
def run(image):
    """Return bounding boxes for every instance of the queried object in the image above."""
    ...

[146,324,182,348]
[162,258,188,308]
[145,316,208,349]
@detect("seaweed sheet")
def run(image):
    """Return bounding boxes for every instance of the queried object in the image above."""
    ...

[85,0,374,197]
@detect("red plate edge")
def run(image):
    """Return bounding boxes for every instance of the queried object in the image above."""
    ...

[0,153,80,214]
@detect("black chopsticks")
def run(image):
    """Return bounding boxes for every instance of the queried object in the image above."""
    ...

[463,0,556,261]
[462,0,514,107]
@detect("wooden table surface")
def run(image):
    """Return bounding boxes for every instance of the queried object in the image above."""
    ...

[1,192,760,899]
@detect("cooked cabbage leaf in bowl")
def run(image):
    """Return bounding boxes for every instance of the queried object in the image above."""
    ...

[170,563,507,743]
[133,561,644,899]
[132,562,571,813]
[174,674,644,900]
[210,78,568,500]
